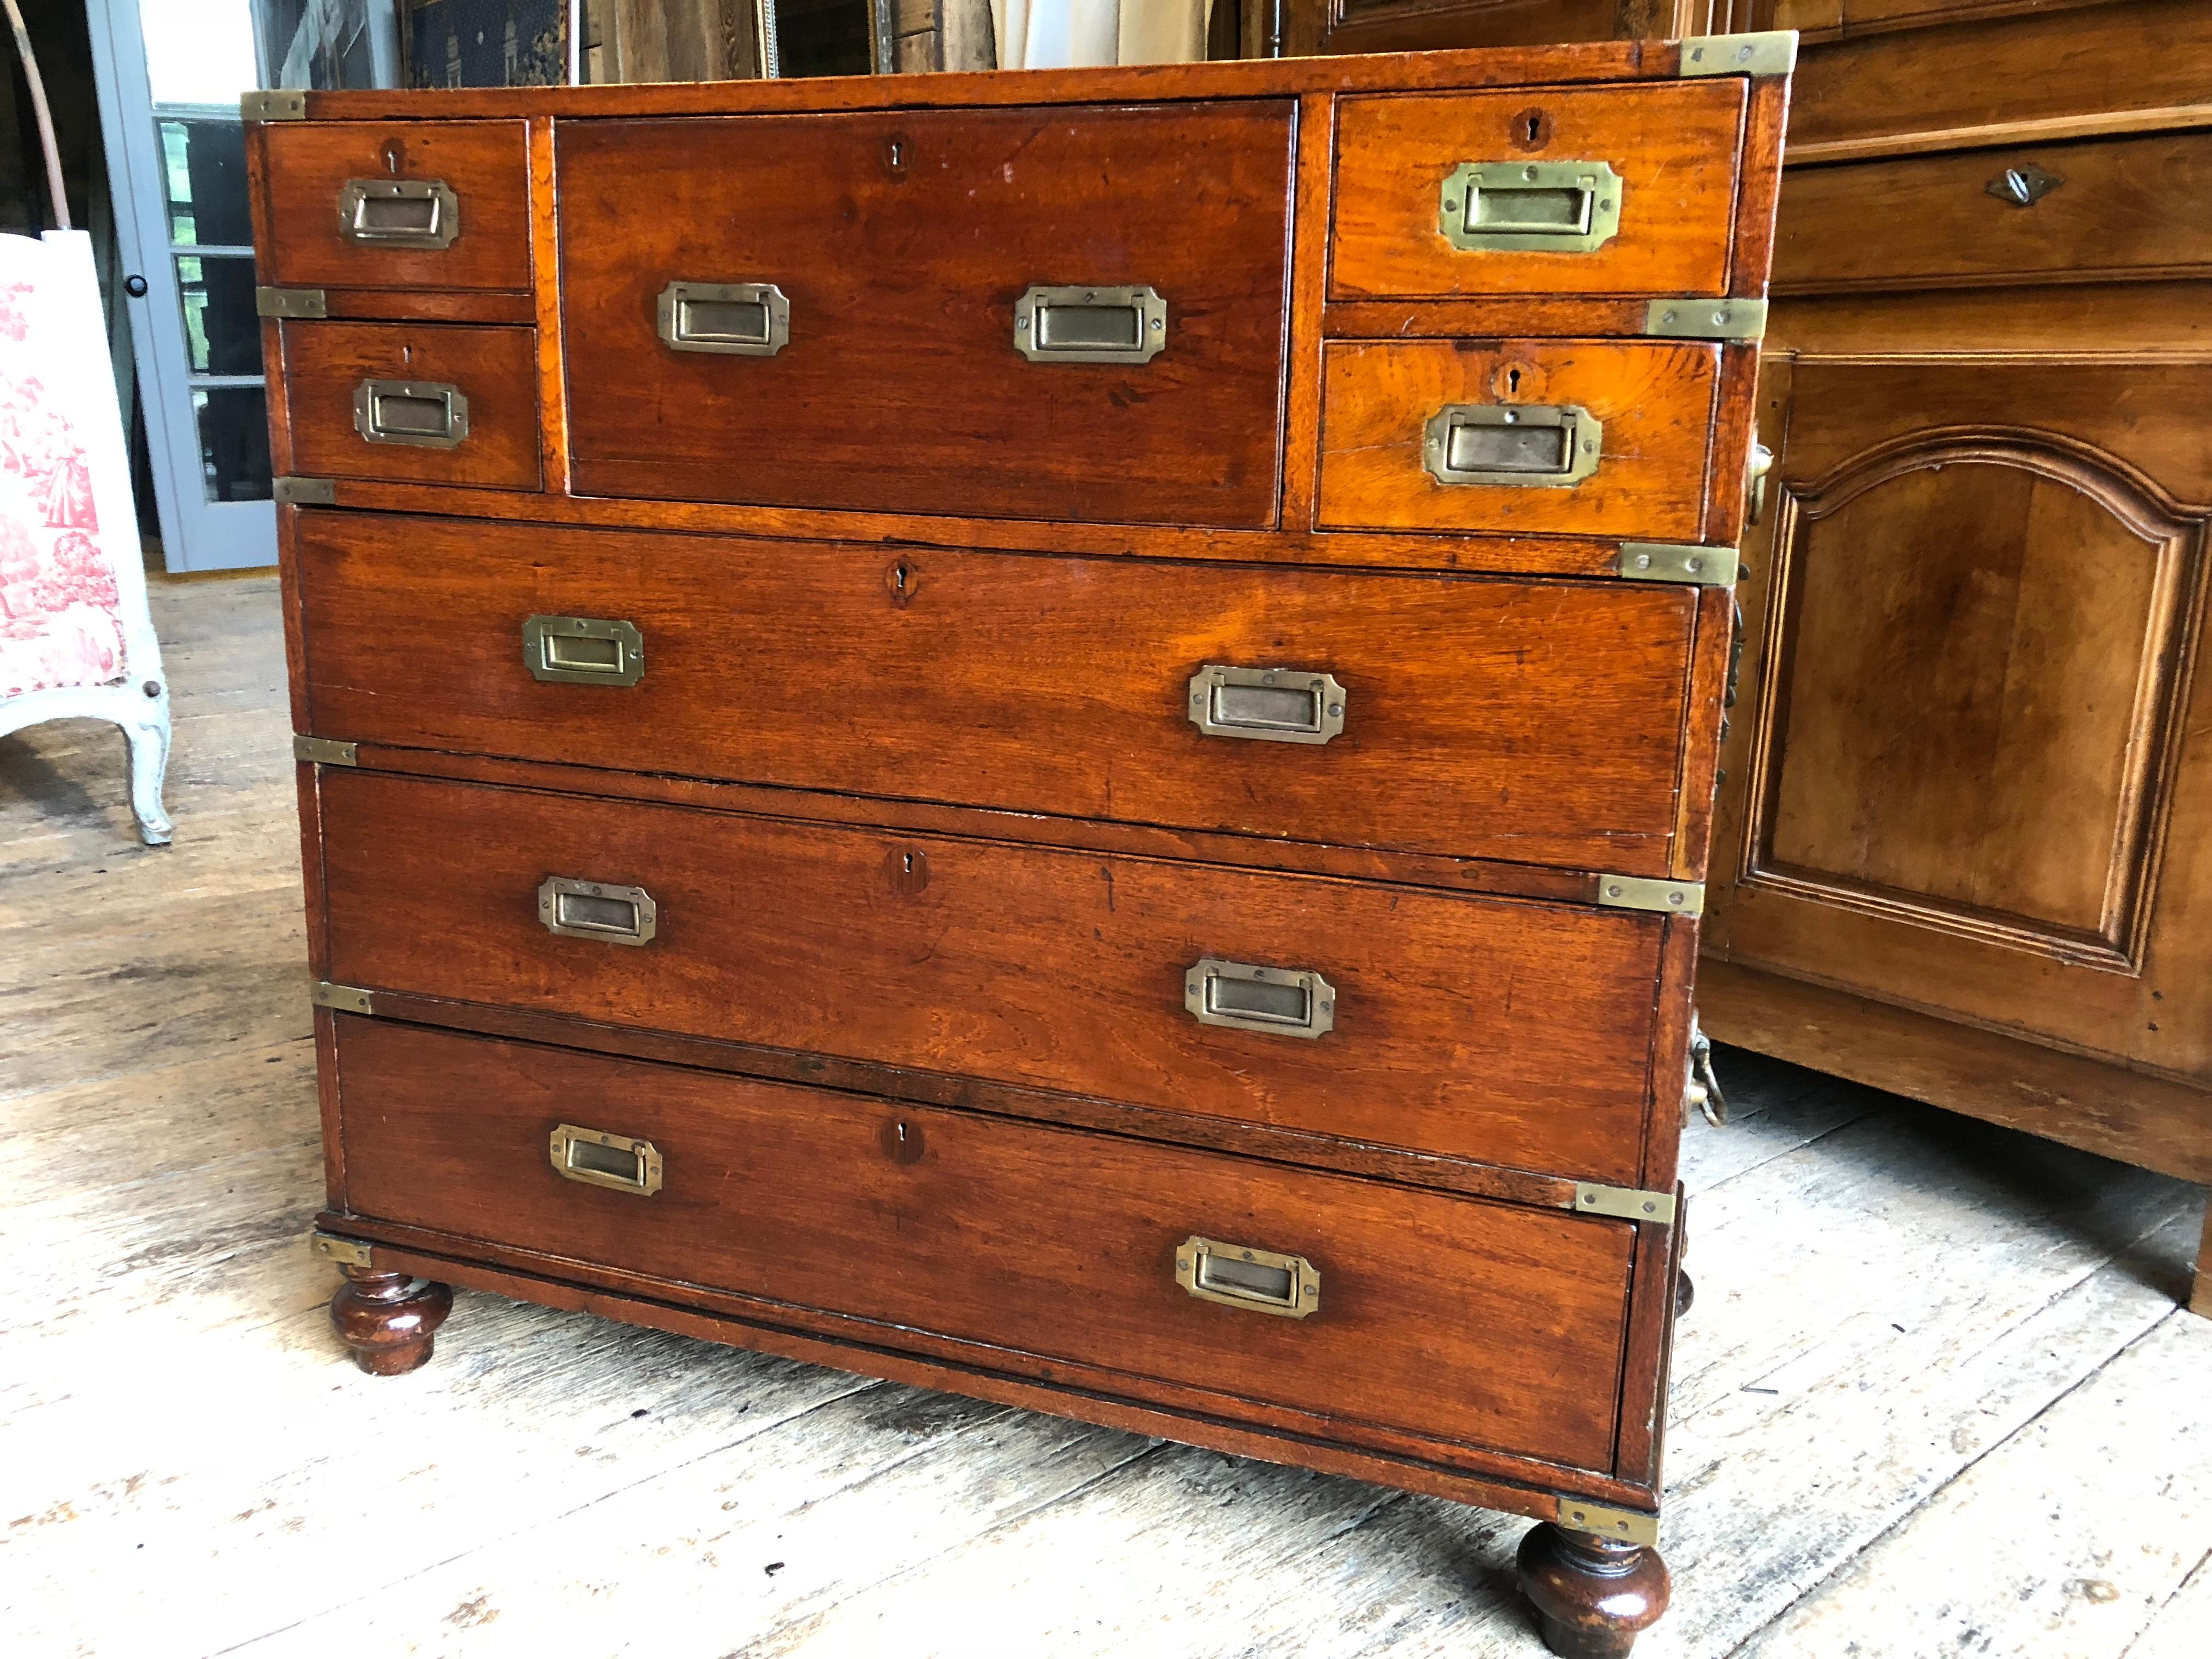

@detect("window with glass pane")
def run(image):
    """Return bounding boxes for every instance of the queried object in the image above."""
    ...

[193,387,274,501]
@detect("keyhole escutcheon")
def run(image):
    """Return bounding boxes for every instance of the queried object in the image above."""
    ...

[1509,107,1553,152]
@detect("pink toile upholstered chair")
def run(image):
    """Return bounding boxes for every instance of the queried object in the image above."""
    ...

[0,230,171,845]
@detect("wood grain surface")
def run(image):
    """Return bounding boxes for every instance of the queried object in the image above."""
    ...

[279,320,541,490]
[315,769,1668,1183]
[1775,132,2212,294]
[556,104,1292,527]
[1329,82,1747,300]
[291,512,1698,877]
[334,1017,1634,1470]
[257,120,532,292]
[1317,338,1719,538]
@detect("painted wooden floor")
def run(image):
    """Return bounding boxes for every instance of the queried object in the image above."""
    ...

[3,574,2209,1659]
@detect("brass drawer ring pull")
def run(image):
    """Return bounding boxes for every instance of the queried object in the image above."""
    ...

[1176,1235,1320,1318]
[1424,402,1601,488]
[538,876,658,946]
[658,281,790,356]
[1013,285,1167,364]
[1438,161,1623,253]
[1187,664,1346,745]
[337,178,460,248]
[353,379,468,448]
[1186,957,1336,1039]
[550,1124,664,1195]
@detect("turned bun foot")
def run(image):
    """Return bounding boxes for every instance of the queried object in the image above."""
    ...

[1517,1522,1671,1658]
[330,1264,453,1375]
[1675,1269,1695,1318]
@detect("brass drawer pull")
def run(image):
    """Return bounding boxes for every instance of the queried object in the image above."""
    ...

[523,615,645,687]
[550,1124,664,1195]
[337,178,460,248]
[658,280,790,356]
[1176,1235,1319,1318]
[353,379,468,448]
[1438,161,1623,253]
[1013,285,1167,364]
[538,877,658,946]
[1187,664,1346,746]
[1424,403,1601,488]
[1186,957,1336,1039]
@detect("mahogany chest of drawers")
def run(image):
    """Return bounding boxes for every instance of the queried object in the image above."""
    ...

[247,37,1789,1655]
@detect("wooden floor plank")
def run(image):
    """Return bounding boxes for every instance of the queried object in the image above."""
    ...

[5,574,2206,1659]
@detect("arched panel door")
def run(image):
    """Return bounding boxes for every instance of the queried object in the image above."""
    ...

[1706,354,2212,1086]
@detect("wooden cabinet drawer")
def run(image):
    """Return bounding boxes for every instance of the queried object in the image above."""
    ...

[258,120,531,293]
[334,1017,1634,1471]
[317,770,1669,1184]
[1317,338,1719,539]
[1775,133,2212,295]
[554,104,1291,527]
[294,513,1699,878]
[1330,84,1747,301]
[280,321,540,490]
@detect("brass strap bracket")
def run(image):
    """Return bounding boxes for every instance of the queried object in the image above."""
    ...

[308,1232,375,1268]
[256,286,328,319]
[1596,876,1703,917]
[241,90,309,121]
[1646,297,1767,341]
[1573,1183,1678,1225]
[273,477,336,506]
[1677,31,1798,79]
[293,735,357,766]
[1616,543,1738,587]
[1557,1498,1660,1547]
[312,981,375,1015]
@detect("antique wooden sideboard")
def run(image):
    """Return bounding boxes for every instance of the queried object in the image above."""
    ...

[247,41,1788,1654]
[1288,0,2212,1313]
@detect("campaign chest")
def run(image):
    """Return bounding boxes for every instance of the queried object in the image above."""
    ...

[249,37,1790,1655]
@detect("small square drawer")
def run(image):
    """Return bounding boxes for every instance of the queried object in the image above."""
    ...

[1317,338,1720,540]
[334,1018,1637,1472]
[280,320,541,490]
[258,120,531,293]
[1330,84,1746,301]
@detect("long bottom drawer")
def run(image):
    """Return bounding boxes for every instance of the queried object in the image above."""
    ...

[334,1017,1636,1472]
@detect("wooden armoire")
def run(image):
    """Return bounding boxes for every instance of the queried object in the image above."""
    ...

[1285,0,2212,1312]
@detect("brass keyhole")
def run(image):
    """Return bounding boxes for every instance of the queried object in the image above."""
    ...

[1510,107,1553,152]
[381,139,404,174]
[884,557,919,605]
[881,1118,925,1165]
[1506,368,1521,394]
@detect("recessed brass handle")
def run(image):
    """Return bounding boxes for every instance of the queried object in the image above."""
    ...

[1176,1235,1320,1318]
[353,379,467,448]
[1424,403,1601,488]
[1013,285,1167,363]
[658,280,790,356]
[550,1124,663,1195]
[1438,161,1623,252]
[1186,957,1336,1039]
[538,876,657,946]
[1187,664,1346,745]
[523,615,645,687]
[337,178,460,247]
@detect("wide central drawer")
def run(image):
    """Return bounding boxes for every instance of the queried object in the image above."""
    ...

[293,513,1698,877]
[316,770,1668,1183]
[335,1018,1634,1471]
[555,103,1294,527]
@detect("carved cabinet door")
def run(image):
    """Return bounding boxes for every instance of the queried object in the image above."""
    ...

[1705,352,2212,1090]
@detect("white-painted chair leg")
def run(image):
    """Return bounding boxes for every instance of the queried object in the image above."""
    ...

[123,714,173,845]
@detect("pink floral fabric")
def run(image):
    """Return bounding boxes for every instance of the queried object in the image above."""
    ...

[0,268,130,698]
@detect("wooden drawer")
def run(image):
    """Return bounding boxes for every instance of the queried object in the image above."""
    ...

[1330,84,1747,301]
[554,104,1292,527]
[317,770,1669,1184]
[258,120,531,293]
[334,1017,1635,1471]
[1317,338,1719,539]
[280,321,541,490]
[1774,132,2212,295]
[293,512,1700,878]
